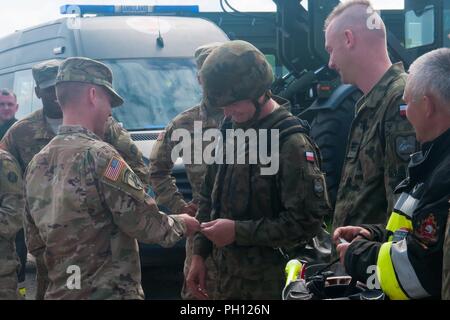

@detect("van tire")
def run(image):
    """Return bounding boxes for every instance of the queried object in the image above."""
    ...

[309,90,363,210]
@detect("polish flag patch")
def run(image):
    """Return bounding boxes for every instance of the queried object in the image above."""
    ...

[305,152,315,162]
[399,105,407,117]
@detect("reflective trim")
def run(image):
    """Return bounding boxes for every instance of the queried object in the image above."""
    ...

[393,193,418,218]
[391,240,431,299]
[377,242,409,300]
[386,211,413,239]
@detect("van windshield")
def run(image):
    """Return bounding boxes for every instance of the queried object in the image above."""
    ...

[104,58,202,131]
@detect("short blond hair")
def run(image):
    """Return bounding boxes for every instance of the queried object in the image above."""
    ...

[324,0,374,30]
[56,82,97,108]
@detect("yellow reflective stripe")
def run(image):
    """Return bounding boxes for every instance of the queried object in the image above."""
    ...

[376,242,409,300]
[18,287,26,297]
[386,211,413,241]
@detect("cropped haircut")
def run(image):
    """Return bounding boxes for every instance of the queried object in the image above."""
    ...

[408,48,450,109]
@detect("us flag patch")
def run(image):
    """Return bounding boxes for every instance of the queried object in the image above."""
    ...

[104,157,125,181]
[399,105,407,117]
[305,152,315,162]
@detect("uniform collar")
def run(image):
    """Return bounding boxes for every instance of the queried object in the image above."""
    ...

[255,96,293,128]
[233,95,292,130]
[407,128,450,181]
[58,125,102,140]
[357,62,406,111]
[420,127,450,154]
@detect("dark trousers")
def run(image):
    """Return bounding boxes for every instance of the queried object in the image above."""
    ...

[15,229,27,283]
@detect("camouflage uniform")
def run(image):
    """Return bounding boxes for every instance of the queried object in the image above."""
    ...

[25,126,186,300]
[149,43,223,300]
[195,105,330,300]
[150,104,222,212]
[150,103,222,299]
[0,60,148,299]
[24,57,187,300]
[193,41,330,300]
[333,63,418,231]
[0,149,24,300]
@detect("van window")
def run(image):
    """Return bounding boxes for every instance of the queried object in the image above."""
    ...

[13,70,41,119]
[404,5,435,49]
[444,2,450,48]
[105,58,202,131]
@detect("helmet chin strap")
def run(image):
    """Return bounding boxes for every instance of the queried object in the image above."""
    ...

[242,91,271,128]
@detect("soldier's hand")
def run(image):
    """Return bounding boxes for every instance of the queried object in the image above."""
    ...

[201,219,235,248]
[177,214,201,237]
[180,201,198,217]
[187,255,209,300]
[336,242,351,265]
[333,226,371,246]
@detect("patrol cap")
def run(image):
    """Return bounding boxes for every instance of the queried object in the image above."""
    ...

[194,42,224,69]
[32,59,61,89]
[56,57,124,107]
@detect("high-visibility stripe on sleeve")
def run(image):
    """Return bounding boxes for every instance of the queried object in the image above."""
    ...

[393,193,418,218]
[377,242,409,300]
[386,212,413,241]
[390,240,431,299]
[386,193,416,240]
[377,241,431,300]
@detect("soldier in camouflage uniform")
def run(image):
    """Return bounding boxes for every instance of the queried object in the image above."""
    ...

[0,59,150,300]
[24,57,200,300]
[324,1,418,232]
[0,150,24,300]
[187,41,331,300]
[149,43,223,300]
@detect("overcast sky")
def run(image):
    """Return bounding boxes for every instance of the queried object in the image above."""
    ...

[1,0,404,38]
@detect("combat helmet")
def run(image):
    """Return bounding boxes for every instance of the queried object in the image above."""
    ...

[200,40,274,111]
